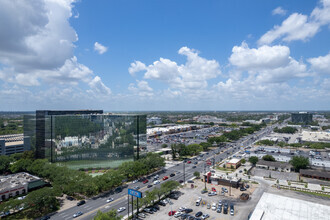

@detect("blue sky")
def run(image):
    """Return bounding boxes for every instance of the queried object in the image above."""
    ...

[0,0,329,111]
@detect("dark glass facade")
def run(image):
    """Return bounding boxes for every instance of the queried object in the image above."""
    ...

[24,111,146,170]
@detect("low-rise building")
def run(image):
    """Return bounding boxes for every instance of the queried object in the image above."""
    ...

[226,158,241,169]
[299,169,330,181]
[256,160,293,172]
[203,172,241,188]
[0,172,46,201]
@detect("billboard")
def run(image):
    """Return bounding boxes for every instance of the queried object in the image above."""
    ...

[128,188,142,198]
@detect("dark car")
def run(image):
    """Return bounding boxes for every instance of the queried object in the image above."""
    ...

[170,173,176,177]
[192,166,196,168]
[147,184,153,188]
[223,206,228,214]
[245,184,250,188]
[158,201,166,206]
[150,207,158,212]
[187,180,194,183]
[195,211,203,217]
[115,187,122,193]
[169,194,179,200]
[179,180,184,183]
[77,200,85,206]
[66,196,74,201]
[194,161,198,165]
[153,204,160,210]
[185,208,193,213]
[240,187,246,191]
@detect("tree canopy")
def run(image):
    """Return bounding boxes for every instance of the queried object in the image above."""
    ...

[262,155,276,162]
[249,156,259,165]
[290,156,310,172]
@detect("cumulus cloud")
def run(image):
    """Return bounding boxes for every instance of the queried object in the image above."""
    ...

[128,80,153,97]
[272,7,287,16]
[88,76,111,95]
[308,52,330,74]
[0,0,111,97]
[129,47,221,92]
[128,61,147,76]
[94,42,108,54]
[259,0,330,45]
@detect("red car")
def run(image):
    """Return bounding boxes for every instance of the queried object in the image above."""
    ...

[163,176,168,180]
[212,187,217,192]
[143,179,149,184]
[168,211,176,216]
[187,161,191,164]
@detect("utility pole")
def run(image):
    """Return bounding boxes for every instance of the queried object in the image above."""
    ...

[127,194,129,219]
[183,162,185,184]
[204,161,206,190]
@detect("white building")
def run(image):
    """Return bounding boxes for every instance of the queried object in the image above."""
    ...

[147,117,162,125]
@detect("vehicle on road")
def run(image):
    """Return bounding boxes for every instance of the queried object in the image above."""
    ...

[132,179,139,184]
[179,180,184,183]
[117,207,126,213]
[154,180,160,185]
[73,211,83,218]
[77,200,85,206]
[163,176,169,180]
[170,173,176,177]
[187,180,194,183]
[106,198,114,203]
[133,186,140,190]
[147,184,153,188]
[187,161,191,164]
[143,179,149,184]
[192,165,196,168]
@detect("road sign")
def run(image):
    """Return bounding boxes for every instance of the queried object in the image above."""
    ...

[128,188,142,198]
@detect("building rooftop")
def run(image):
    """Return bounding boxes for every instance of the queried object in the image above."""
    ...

[301,131,330,143]
[0,172,40,192]
[227,158,241,164]
[250,192,330,220]
[300,169,330,179]
[257,160,292,169]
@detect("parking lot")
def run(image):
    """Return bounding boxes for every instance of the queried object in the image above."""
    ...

[251,168,299,181]
[141,179,256,220]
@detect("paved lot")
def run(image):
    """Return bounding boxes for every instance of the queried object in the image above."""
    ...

[251,168,298,181]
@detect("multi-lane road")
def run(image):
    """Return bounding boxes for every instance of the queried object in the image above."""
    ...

[49,125,274,220]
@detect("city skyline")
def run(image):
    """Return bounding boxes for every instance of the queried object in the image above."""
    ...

[0,0,330,111]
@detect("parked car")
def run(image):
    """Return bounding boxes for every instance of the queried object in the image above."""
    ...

[187,161,191,164]
[212,203,217,211]
[174,212,183,218]
[143,179,149,184]
[179,180,184,183]
[195,211,203,217]
[211,187,216,192]
[201,213,210,219]
[163,176,169,180]
[158,201,166,206]
[245,184,250,188]
[194,161,198,164]
[154,180,160,185]
[132,179,139,184]
[115,187,122,193]
[201,189,208,194]
[170,173,176,177]
[240,187,246,191]
[66,196,74,201]
[217,207,222,213]
[208,191,217,196]
[147,184,153,188]
[185,208,193,213]
[207,203,211,209]
[230,204,234,216]
[138,213,146,218]
[222,187,228,193]
[187,180,194,183]
[106,198,114,203]
[117,207,126,213]
[73,211,83,218]
[168,211,176,216]
[192,166,197,168]
[77,200,85,206]
[144,208,153,214]
[179,207,187,212]
[133,186,140,190]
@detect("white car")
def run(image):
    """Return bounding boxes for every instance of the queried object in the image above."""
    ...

[212,203,217,211]
[174,212,182,218]
[73,211,83,218]
[179,206,187,212]
[117,207,126,213]
[153,180,160,185]
[106,198,114,203]
[202,213,210,219]
[132,179,139,184]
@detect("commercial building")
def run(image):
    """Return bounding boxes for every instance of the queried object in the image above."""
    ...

[301,131,330,143]
[0,134,30,156]
[203,172,241,188]
[256,160,292,172]
[147,117,162,125]
[291,112,313,124]
[226,158,241,169]
[0,172,46,202]
[300,169,330,181]
[24,110,146,170]
[250,192,330,220]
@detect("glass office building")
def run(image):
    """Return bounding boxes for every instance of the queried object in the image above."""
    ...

[24,111,146,170]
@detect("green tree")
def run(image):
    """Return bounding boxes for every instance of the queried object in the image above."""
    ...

[161,144,168,148]
[249,156,259,165]
[94,209,121,220]
[200,142,212,151]
[241,158,246,164]
[290,156,309,172]
[193,171,200,178]
[0,155,11,174]
[262,155,276,162]
[161,180,180,195]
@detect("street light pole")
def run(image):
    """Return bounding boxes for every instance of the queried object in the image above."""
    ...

[204,161,206,190]
[183,162,185,184]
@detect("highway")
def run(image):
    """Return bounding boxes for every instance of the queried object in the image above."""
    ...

[49,124,274,220]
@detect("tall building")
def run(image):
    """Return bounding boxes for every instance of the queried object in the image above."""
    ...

[24,110,146,170]
[291,112,313,124]
[0,134,30,156]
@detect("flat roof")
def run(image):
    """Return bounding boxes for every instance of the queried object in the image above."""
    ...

[250,192,330,220]
[227,158,240,164]
[0,172,40,192]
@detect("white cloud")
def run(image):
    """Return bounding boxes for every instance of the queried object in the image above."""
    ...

[0,0,111,98]
[128,61,147,76]
[94,42,108,55]
[130,47,221,92]
[259,0,330,45]
[308,52,330,74]
[128,80,153,97]
[229,42,290,70]
[272,7,287,16]
[88,76,111,95]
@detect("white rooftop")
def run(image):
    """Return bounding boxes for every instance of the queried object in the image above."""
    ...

[227,158,240,164]
[250,192,330,220]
